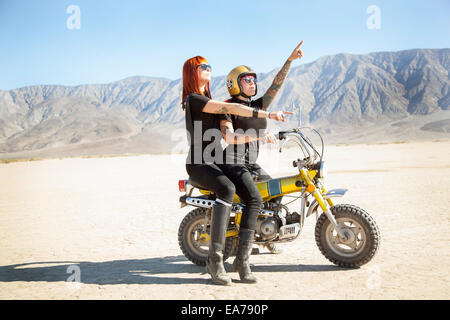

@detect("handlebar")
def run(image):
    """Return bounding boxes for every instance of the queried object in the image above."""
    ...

[276,128,323,168]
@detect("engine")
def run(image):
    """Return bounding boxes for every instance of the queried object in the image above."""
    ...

[254,210,302,242]
[255,216,279,241]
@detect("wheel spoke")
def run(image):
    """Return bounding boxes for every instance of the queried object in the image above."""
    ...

[347,240,359,251]
[326,219,366,254]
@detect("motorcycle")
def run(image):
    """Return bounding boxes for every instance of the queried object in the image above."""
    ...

[177,128,380,268]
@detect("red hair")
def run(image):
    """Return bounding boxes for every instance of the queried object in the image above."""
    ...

[182,56,211,110]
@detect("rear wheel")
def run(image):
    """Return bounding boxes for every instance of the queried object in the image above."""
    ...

[315,204,380,268]
[178,208,234,266]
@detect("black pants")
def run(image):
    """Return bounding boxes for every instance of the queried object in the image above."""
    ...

[186,163,236,204]
[246,162,283,210]
[186,163,262,231]
[219,164,263,231]
[245,162,272,181]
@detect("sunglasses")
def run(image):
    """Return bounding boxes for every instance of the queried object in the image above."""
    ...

[241,76,257,84]
[197,64,212,71]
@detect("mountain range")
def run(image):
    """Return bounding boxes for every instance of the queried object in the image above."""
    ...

[0,48,449,159]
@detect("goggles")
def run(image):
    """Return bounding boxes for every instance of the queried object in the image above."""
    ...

[197,64,212,71]
[241,76,257,84]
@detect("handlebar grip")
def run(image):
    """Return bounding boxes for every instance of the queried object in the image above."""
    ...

[278,129,298,140]
[278,131,288,140]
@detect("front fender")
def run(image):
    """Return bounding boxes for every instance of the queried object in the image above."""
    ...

[306,188,348,218]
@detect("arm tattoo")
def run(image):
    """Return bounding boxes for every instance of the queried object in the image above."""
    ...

[218,106,230,114]
[220,122,239,144]
[262,59,292,109]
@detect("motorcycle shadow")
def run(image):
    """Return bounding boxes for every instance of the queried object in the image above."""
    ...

[0,255,207,285]
[0,256,351,286]
[248,264,352,273]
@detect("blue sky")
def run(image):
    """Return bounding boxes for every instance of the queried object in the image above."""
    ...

[0,0,449,90]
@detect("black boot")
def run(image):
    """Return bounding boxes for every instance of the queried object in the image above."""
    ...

[206,201,232,286]
[232,228,258,283]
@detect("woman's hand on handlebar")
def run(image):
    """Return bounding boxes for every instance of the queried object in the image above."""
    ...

[262,132,277,144]
[269,111,293,122]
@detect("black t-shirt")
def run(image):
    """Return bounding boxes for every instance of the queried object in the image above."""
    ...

[185,93,223,164]
[219,96,267,164]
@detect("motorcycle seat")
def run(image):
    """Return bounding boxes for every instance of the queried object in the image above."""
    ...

[187,177,209,190]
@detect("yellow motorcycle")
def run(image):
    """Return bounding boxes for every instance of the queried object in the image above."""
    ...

[178,128,380,268]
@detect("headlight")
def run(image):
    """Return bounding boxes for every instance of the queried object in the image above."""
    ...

[319,161,328,179]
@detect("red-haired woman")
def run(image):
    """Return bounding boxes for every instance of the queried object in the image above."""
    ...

[182,56,290,285]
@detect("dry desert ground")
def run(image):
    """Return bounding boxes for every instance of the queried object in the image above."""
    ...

[0,140,449,299]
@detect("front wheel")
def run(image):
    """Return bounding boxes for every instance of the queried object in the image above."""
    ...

[315,204,380,268]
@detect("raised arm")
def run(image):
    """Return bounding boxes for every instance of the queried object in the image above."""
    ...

[262,40,304,110]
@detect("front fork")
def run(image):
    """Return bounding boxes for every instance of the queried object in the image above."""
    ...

[299,168,347,239]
